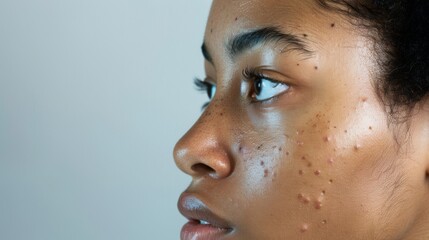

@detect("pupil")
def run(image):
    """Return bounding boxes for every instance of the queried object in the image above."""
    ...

[207,88,212,99]
[255,80,262,95]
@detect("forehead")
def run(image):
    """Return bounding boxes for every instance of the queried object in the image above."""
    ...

[208,0,323,34]
[204,0,346,63]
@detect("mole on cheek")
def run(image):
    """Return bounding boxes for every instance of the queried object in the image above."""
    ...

[300,223,309,233]
[330,23,335,27]
[264,169,269,177]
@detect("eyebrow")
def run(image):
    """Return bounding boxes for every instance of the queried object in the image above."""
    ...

[201,26,313,63]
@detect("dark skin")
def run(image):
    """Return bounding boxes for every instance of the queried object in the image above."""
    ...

[174,0,429,239]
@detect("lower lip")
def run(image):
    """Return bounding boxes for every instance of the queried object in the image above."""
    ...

[181,220,230,240]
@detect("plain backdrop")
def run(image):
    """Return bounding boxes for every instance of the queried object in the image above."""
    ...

[0,0,211,239]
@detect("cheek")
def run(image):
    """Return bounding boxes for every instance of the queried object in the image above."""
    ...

[233,98,404,237]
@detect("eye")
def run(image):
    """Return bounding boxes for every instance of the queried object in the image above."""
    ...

[252,77,289,101]
[194,78,217,107]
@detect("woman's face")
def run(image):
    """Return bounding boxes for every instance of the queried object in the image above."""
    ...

[174,0,429,239]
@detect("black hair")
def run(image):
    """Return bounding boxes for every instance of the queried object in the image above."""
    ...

[318,0,429,116]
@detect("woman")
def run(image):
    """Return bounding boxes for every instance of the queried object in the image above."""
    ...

[174,0,429,239]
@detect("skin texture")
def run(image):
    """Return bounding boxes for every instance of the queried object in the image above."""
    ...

[174,0,429,239]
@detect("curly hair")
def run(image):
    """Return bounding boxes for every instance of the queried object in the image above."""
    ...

[318,0,429,116]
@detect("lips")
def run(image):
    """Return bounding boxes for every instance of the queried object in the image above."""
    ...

[178,192,233,240]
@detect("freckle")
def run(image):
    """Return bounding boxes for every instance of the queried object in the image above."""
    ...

[322,190,326,195]
[210,28,213,33]
[303,33,308,37]
[369,126,372,130]
[300,223,309,233]
[303,196,310,204]
[264,169,269,177]
[297,63,300,66]
[299,169,304,175]
[314,170,321,176]
[314,201,323,209]
[314,66,318,70]
[361,97,368,102]
[301,156,306,160]
[235,17,238,21]
[286,151,289,156]
[307,162,312,167]
[220,112,223,116]
[322,220,327,224]
[331,23,335,27]
[344,129,348,133]
[278,147,282,152]
[312,123,317,128]
[257,144,263,150]
[329,179,334,183]
[354,144,361,151]
[260,161,265,166]
[333,126,337,128]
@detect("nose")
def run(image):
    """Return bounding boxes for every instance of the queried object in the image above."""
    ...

[173,108,233,180]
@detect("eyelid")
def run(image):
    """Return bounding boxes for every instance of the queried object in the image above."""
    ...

[242,66,292,103]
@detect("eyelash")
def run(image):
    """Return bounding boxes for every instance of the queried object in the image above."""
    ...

[194,68,287,108]
[194,78,212,109]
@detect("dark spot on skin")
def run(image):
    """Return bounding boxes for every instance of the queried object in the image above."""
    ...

[322,190,326,195]
[235,17,238,21]
[260,161,265,166]
[301,156,306,160]
[278,147,282,152]
[210,28,213,33]
[286,151,289,156]
[331,23,335,27]
[369,126,372,130]
[297,63,300,66]
[314,200,323,209]
[344,129,348,133]
[322,220,327,224]
[329,179,334,183]
[361,97,368,102]
[323,136,331,142]
[299,170,304,175]
[333,126,337,129]
[314,66,318,70]
[264,169,269,177]
[257,144,263,150]
[303,33,308,37]
[312,123,317,128]
[298,194,311,204]
[307,162,312,167]
[220,113,223,116]
[354,144,361,151]
[314,170,321,176]
[300,224,309,233]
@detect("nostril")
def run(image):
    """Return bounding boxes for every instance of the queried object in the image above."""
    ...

[191,163,215,176]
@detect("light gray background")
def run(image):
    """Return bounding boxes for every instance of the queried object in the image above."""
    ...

[0,1,211,239]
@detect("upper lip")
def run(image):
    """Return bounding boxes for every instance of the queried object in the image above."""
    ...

[178,192,232,230]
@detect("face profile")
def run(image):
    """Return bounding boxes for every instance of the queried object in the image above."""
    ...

[174,0,429,239]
